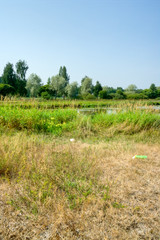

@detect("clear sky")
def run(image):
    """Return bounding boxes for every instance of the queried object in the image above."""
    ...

[0,0,160,89]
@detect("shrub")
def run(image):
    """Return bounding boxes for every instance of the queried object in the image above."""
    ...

[41,91,51,100]
[0,84,15,96]
[126,93,148,99]
[99,90,112,99]
[82,93,96,100]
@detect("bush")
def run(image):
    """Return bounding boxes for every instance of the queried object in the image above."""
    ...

[41,91,51,100]
[99,90,112,99]
[114,93,126,100]
[0,84,15,96]
[126,93,148,100]
[82,93,96,100]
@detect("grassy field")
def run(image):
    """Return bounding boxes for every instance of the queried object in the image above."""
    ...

[0,100,160,239]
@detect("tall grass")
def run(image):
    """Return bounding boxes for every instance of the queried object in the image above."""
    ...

[0,98,160,109]
[0,133,109,211]
[0,106,159,136]
[0,108,77,134]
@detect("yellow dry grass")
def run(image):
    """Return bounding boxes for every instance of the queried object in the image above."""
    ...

[0,132,160,239]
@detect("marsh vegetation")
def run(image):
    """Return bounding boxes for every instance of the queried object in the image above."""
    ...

[0,99,160,239]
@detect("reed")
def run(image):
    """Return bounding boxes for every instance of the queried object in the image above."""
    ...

[0,106,159,137]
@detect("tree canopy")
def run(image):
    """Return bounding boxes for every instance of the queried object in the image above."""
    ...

[0,61,159,100]
[16,60,28,81]
[50,75,66,98]
[26,74,42,97]
[81,76,93,96]
[66,82,78,99]
[93,81,102,97]
[1,63,17,89]
[59,66,70,86]
[125,84,138,92]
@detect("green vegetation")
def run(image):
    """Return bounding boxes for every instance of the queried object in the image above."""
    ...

[0,102,159,137]
[0,100,160,239]
[0,60,160,100]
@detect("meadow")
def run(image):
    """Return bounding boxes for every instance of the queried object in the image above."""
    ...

[0,99,160,239]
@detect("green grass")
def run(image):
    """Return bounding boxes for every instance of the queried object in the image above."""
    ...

[0,106,159,137]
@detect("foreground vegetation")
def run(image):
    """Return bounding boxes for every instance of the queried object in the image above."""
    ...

[0,132,160,239]
[0,101,160,137]
[0,100,160,239]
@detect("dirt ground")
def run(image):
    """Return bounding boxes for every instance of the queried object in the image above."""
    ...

[0,138,160,240]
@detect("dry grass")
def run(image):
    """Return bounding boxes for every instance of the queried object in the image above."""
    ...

[0,132,160,239]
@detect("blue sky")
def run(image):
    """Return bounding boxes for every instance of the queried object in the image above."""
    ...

[0,0,159,89]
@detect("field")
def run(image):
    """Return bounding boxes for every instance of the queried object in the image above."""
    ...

[0,99,160,239]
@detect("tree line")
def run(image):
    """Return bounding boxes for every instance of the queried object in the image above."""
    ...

[0,60,160,100]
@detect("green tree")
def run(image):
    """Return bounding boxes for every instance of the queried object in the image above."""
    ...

[59,66,70,86]
[39,84,55,97]
[26,74,42,97]
[93,81,102,97]
[1,63,17,89]
[99,90,112,99]
[66,82,78,99]
[125,84,137,92]
[157,87,160,98]
[114,89,126,99]
[103,86,116,94]
[15,60,28,81]
[149,83,158,98]
[81,76,93,96]
[143,84,158,99]
[50,75,66,98]
[47,77,51,85]
[16,78,27,96]
[15,60,29,96]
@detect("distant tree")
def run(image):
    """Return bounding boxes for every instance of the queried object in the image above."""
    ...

[1,63,17,89]
[93,81,102,97]
[157,87,160,98]
[50,75,66,98]
[117,87,124,92]
[142,84,158,99]
[39,84,55,97]
[26,74,42,97]
[14,60,29,96]
[149,83,158,98]
[136,89,143,93]
[114,89,126,99]
[103,86,116,94]
[59,66,70,86]
[15,60,28,81]
[126,93,148,99]
[125,84,137,92]
[142,89,150,98]
[81,76,93,96]
[16,78,27,96]
[99,90,112,99]
[66,82,78,99]
[47,77,51,85]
